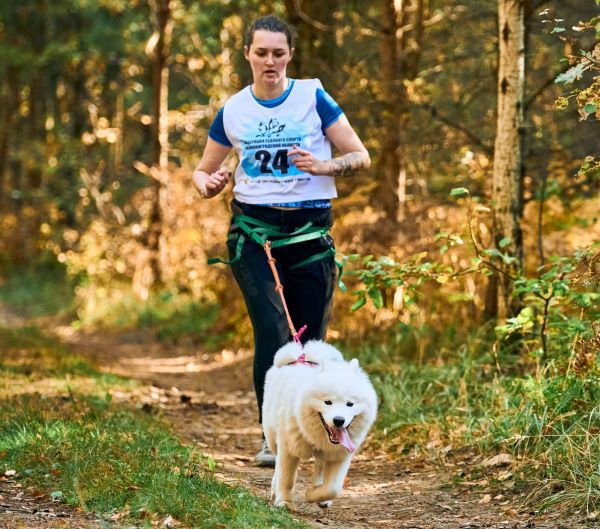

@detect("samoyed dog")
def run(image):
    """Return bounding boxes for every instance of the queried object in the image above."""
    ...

[262,340,377,510]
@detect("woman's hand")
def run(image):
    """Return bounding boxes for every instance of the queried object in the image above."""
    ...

[288,145,329,175]
[193,166,230,198]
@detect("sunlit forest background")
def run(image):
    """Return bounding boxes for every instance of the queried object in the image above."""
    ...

[1,0,599,518]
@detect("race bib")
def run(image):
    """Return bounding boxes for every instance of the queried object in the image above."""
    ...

[240,118,307,178]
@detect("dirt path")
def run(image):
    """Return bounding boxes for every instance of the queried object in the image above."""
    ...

[54,325,586,529]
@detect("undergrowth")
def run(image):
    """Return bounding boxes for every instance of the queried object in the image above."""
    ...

[353,323,600,515]
[0,325,307,529]
[0,254,235,348]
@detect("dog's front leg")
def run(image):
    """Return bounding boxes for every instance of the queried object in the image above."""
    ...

[312,458,325,488]
[273,448,300,510]
[312,458,333,508]
[305,456,352,504]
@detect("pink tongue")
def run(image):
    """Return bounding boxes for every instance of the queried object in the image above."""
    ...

[337,428,357,453]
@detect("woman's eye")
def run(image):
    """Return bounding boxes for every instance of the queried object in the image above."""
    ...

[346,402,354,407]
[324,400,332,405]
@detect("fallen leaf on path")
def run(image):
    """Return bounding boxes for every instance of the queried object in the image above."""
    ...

[110,508,131,521]
[50,490,63,502]
[478,494,492,504]
[163,514,181,527]
[482,453,512,467]
[497,470,512,481]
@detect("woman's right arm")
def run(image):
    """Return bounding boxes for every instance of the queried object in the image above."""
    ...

[192,138,232,198]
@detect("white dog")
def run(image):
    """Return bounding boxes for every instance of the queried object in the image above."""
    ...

[262,340,378,510]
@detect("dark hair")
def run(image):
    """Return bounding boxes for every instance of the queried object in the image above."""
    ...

[244,16,295,50]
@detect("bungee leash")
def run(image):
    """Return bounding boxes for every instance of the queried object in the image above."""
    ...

[263,240,307,344]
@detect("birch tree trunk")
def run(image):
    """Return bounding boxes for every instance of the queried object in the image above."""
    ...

[151,0,172,173]
[488,0,526,320]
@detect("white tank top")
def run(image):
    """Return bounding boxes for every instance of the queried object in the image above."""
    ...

[222,79,338,205]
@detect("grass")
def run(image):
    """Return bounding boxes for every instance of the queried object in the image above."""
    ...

[352,330,600,514]
[0,325,308,529]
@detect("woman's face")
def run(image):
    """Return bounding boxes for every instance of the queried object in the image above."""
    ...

[244,30,294,88]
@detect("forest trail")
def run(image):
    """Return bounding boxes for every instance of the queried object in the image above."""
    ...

[58,325,584,529]
[1,306,586,529]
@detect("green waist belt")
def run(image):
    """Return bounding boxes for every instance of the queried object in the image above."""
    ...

[207,214,346,291]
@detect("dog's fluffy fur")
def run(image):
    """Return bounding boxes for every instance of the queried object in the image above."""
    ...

[262,340,377,509]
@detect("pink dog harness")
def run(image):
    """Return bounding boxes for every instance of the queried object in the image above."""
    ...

[288,352,319,367]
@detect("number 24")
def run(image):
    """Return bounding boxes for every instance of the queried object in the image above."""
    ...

[255,149,289,174]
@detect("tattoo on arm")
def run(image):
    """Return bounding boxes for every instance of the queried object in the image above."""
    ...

[326,152,369,177]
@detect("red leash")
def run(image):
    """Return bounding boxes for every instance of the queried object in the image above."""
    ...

[263,240,307,344]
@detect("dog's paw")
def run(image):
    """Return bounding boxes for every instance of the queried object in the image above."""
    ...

[318,500,333,509]
[273,499,296,511]
[306,485,337,504]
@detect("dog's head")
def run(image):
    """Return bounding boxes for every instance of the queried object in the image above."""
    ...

[299,357,377,453]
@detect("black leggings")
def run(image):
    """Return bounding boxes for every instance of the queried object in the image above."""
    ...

[227,200,337,423]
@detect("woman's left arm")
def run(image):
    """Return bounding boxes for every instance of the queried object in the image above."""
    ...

[289,114,371,177]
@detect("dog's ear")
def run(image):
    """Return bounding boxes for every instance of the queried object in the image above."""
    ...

[350,358,359,371]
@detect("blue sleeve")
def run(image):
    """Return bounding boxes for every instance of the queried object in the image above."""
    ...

[316,88,344,133]
[208,108,233,147]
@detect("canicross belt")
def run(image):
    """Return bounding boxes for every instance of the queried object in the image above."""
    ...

[207,214,346,291]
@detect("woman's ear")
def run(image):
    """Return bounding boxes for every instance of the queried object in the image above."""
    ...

[243,45,250,60]
[289,47,295,61]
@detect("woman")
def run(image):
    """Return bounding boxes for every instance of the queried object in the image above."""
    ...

[192,15,370,466]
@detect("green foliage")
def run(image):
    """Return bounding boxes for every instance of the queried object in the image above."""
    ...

[349,185,599,365]
[0,254,77,318]
[347,252,455,312]
[495,245,600,359]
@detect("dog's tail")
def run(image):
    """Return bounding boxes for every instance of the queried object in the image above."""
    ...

[302,340,344,364]
[272,341,305,368]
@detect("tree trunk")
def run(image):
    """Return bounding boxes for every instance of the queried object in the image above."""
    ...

[487,0,526,320]
[379,0,402,220]
[151,0,171,173]
[138,0,173,298]
[378,0,425,221]
[0,69,19,207]
[284,0,336,84]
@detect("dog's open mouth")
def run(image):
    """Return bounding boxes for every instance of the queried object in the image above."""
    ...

[319,414,357,453]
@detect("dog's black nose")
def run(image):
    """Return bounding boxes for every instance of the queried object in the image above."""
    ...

[333,416,345,428]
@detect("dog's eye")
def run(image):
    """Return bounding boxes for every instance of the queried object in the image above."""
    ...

[324,400,332,405]
[346,402,354,407]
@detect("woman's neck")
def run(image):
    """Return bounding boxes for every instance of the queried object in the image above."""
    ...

[252,77,289,101]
